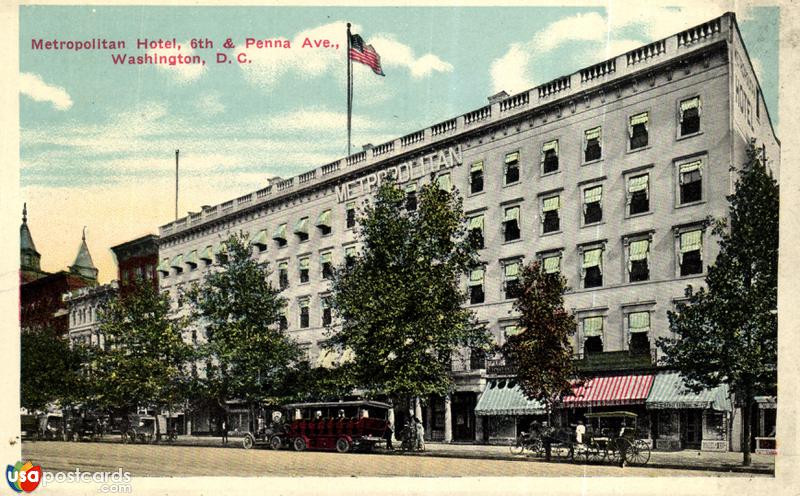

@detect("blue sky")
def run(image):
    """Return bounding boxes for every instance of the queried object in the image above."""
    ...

[19,4,779,282]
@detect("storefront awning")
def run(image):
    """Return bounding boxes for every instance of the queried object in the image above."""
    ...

[561,374,654,408]
[475,379,546,416]
[646,372,730,411]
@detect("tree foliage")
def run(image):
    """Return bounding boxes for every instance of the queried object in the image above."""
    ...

[186,233,303,406]
[501,261,576,417]
[93,279,193,414]
[658,141,778,465]
[329,180,489,400]
[20,328,89,412]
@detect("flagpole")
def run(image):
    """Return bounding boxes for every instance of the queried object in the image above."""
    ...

[346,22,352,157]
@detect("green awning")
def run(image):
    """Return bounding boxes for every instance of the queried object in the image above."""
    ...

[299,257,310,269]
[156,258,170,273]
[504,206,519,222]
[469,267,484,285]
[680,96,701,113]
[630,112,649,126]
[646,372,730,411]
[294,217,309,234]
[475,379,546,416]
[543,255,560,274]
[471,161,484,172]
[469,215,484,230]
[505,151,519,164]
[170,254,184,269]
[199,246,214,262]
[542,139,558,153]
[628,311,650,333]
[583,316,603,337]
[585,126,601,141]
[504,261,519,279]
[273,223,288,240]
[584,186,602,204]
[582,248,602,268]
[542,196,560,212]
[680,230,702,252]
[628,174,649,193]
[629,239,649,261]
[249,229,269,248]
[316,210,332,228]
[320,252,332,264]
[184,250,199,266]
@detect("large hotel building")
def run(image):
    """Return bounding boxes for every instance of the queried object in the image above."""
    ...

[155,13,778,450]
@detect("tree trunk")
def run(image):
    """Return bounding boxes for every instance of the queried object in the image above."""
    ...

[742,394,754,466]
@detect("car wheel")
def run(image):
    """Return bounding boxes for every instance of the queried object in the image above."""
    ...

[336,438,351,453]
[242,435,254,450]
[293,437,307,452]
[269,435,283,450]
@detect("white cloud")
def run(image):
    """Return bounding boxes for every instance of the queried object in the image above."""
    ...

[490,4,733,94]
[19,72,73,110]
[369,35,453,78]
[147,40,207,84]
[195,94,225,115]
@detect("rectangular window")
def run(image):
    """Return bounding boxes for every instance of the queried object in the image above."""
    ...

[273,223,288,247]
[278,309,288,331]
[294,217,310,242]
[321,252,334,280]
[299,298,310,329]
[468,214,484,249]
[316,209,332,236]
[679,97,701,136]
[505,151,520,184]
[679,160,703,204]
[628,239,650,282]
[584,127,602,162]
[627,174,650,215]
[406,183,417,211]
[503,260,521,299]
[299,257,310,283]
[470,161,484,194]
[629,112,649,149]
[321,297,332,327]
[542,140,559,173]
[542,195,560,233]
[583,185,603,224]
[628,311,651,353]
[542,254,561,274]
[582,316,604,354]
[680,230,703,275]
[345,201,356,229]
[582,248,603,288]
[469,267,485,304]
[278,261,289,290]
[503,206,521,242]
[345,246,356,269]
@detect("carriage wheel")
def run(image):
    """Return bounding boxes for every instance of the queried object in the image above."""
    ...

[532,439,545,458]
[627,440,651,465]
[509,436,524,455]
[336,437,351,453]
[126,430,137,444]
[242,435,254,450]
[614,438,632,465]
[269,435,283,450]
[293,437,307,452]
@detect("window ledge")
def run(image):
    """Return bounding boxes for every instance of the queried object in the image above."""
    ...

[582,158,604,166]
[541,229,562,237]
[582,221,605,228]
[627,145,651,155]
[677,130,703,142]
[675,200,706,210]
[503,181,521,189]
[541,170,561,178]
[678,272,705,279]
[626,211,653,220]
[502,238,523,245]
[468,190,486,198]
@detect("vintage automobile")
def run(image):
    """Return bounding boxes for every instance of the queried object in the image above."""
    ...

[123,414,156,444]
[572,411,651,465]
[38,412,64,440]
[20,414,38,440]
[241,400,392,453]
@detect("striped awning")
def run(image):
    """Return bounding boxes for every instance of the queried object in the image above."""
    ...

[561,374,654,408]
[646,372,730,411]
[475,379,546,416]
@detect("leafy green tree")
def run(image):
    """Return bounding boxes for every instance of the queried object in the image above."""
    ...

[658,141,778,466]
[186,233,303,429]
[94,278,193,436]
[21,328,90,412]
[328,180,489,407]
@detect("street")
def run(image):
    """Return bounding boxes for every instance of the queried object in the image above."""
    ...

[22,442,764,478]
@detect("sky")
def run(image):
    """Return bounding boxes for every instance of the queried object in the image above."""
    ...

[18,3,780,283]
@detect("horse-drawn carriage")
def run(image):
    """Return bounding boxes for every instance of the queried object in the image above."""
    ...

[241,400,392,453]
[510,411,651,466]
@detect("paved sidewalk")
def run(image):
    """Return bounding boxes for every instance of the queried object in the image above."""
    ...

[89,435,774,474]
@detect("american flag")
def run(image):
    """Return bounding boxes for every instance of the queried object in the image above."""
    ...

[349,33,385,76]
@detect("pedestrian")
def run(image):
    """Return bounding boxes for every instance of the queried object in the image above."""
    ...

[383,419,394,450]
[618,420,628,468]
[575,420,586,444]
[221,418,229,445]
[414,417,425,451]
[337,409,346,419]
